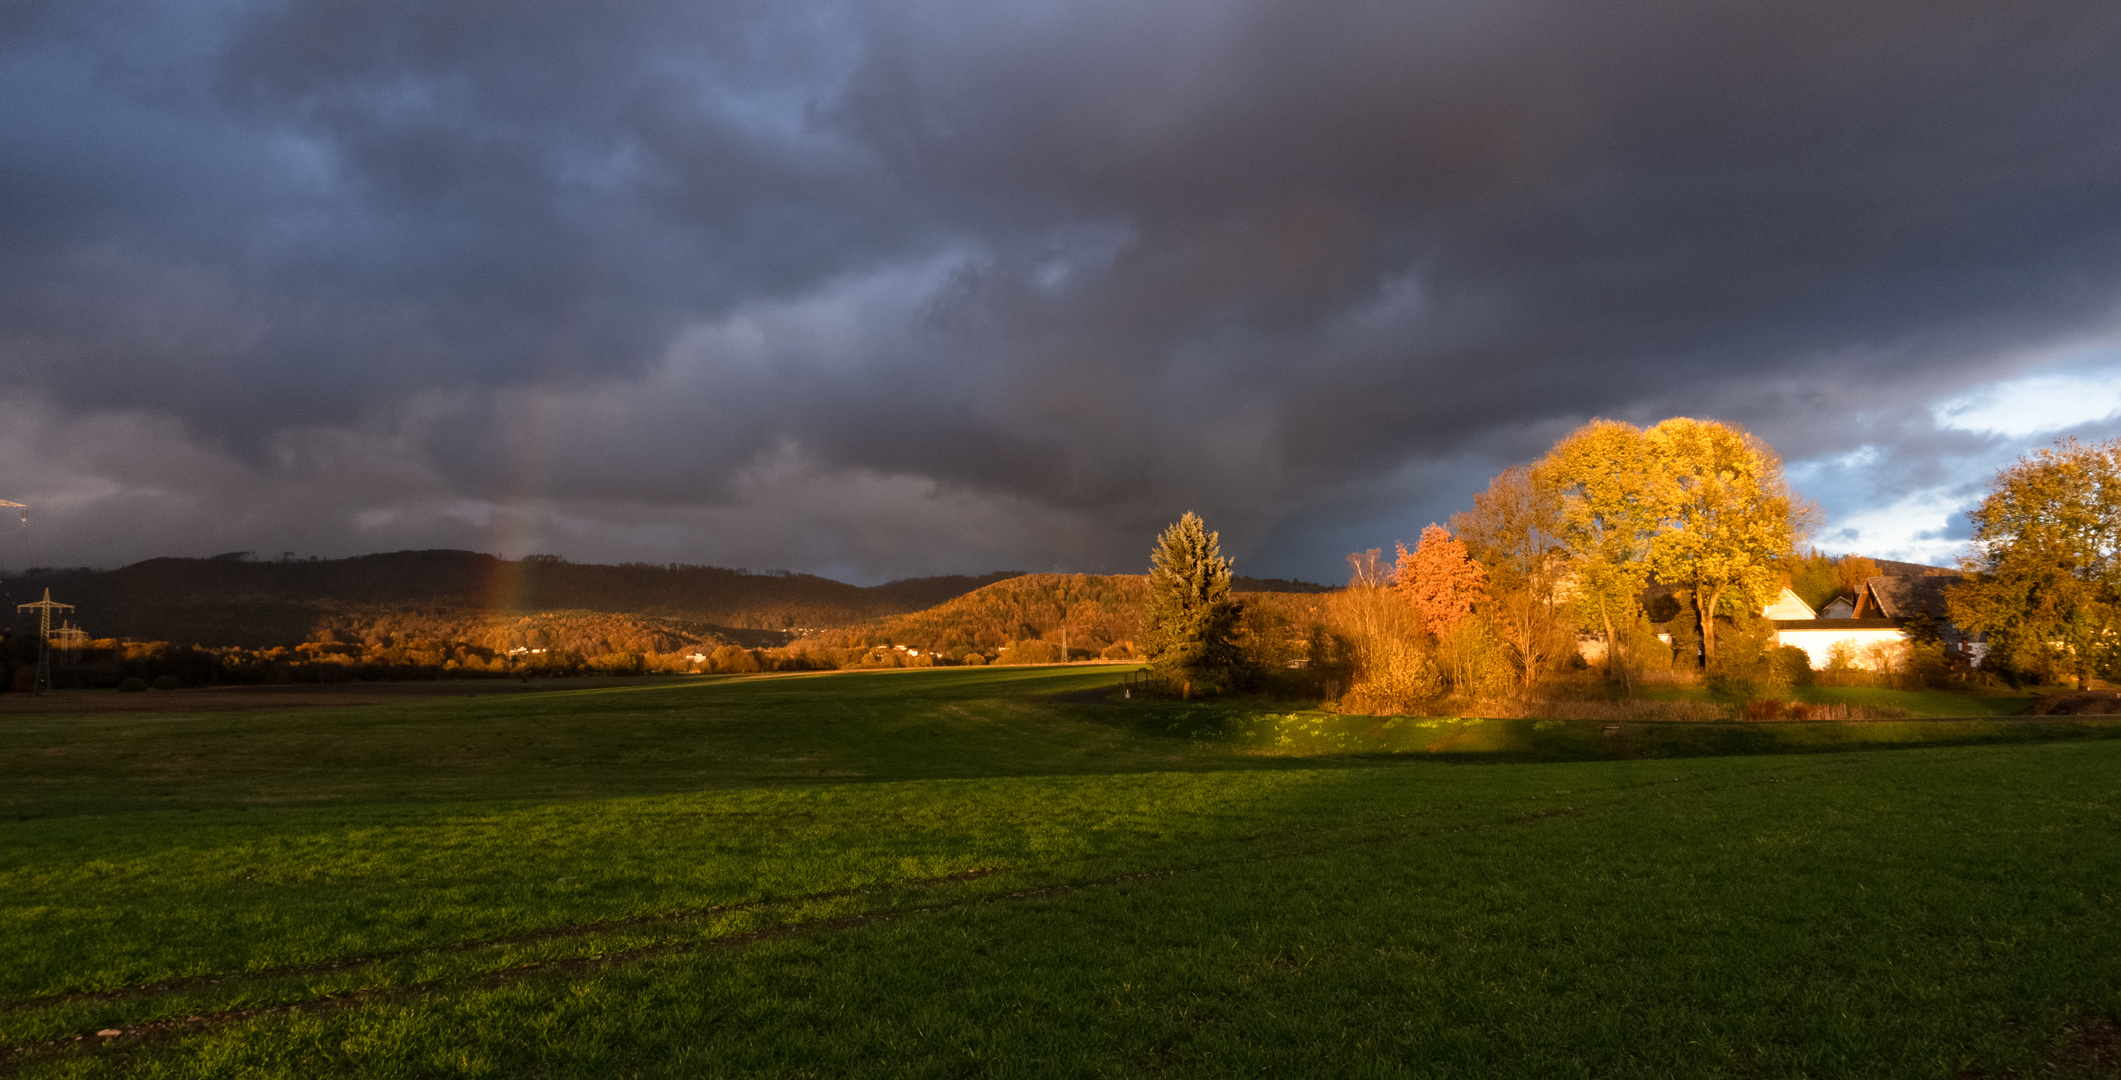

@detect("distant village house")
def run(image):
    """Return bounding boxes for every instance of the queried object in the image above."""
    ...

[1580,563,1983,671]
[1768,570,1983,670]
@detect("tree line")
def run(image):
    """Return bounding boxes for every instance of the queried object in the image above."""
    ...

[1949,437,2121,690]
[1144,418,1887,709]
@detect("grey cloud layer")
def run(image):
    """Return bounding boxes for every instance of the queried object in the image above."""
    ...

[4,0,2120,579]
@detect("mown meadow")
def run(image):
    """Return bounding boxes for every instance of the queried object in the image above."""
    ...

[2,666,2118,1078]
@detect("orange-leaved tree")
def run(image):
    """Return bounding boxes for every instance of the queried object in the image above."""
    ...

[1394,524,1489,637]
[1834,555,1880,603]
[1397,523,1498,697]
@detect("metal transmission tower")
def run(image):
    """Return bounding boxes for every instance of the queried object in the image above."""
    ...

[17,588,72,696]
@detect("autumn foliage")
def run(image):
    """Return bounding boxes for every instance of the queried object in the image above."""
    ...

[1320,415,1813,713]
[1395,525,1489,637]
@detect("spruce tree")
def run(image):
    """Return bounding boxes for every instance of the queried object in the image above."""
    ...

[1143,512,1246,695]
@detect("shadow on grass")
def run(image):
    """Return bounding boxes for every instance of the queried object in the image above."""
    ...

[1079,693,2121,764]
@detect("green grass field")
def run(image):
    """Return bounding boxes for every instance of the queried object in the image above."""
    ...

[2,667,2118,1078]
[1642,683,2040,718]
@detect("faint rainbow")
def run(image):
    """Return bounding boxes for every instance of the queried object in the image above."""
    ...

[476,371,570,615]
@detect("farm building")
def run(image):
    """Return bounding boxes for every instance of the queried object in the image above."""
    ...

[1769,571,1983,670]
[1574,562,1981,671]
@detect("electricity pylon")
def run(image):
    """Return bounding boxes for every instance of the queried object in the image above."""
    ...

[17,588,72,696]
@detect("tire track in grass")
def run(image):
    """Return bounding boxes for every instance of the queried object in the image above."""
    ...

[0,866,1014,1015]
[7,766,1736,1026]
[0,800,1607,1070]
[6,773,1683,1015]
[10,765,1753,1041]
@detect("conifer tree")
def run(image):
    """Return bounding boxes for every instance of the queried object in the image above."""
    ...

[1143,512,1246,695]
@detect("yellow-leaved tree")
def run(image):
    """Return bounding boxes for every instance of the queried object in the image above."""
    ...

[1948,438,2121,690]
[1451,464,1572,695]
[1534,420,1660,685]
[1641,418,1810,666]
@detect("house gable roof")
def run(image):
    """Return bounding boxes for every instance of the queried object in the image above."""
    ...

[1855,572,1959,621]
[1761,587,1816,620]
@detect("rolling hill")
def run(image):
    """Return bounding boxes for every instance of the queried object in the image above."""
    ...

[808,572,1337,663]
[1,550,1024,649]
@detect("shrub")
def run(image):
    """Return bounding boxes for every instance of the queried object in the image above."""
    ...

[1742,700,1911,721]
[150,675,182,691]
[1338,635,1440,716]
[1705,612,1788,703]
[588,651,645,675]
[1825,640,1860,673]
[1908,639,1954,688]
[1616,612,1673,678]
[1236,606,1302,670]
[1861,639,1909,678]
[1437,617,1513,700]
[1770,644,1816,687]
[1528,698,1726,723]
[708,645,761,674]
[118,677,148,693]
[1323,585,1438,715]
[1000,639,1066,665]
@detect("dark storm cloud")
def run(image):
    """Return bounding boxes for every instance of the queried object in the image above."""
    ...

[4,0,2121,579]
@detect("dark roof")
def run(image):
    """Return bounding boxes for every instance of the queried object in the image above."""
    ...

[1860,572,1959,620]
[1869,557,1961,578]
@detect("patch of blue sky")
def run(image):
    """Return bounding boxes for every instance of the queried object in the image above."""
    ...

[1787,446,1968,564]
[1932,340,2121,438]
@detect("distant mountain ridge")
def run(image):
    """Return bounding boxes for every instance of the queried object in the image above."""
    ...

[1,550,1028,648]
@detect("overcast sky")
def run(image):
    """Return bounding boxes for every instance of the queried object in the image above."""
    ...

[4,0,2120,583]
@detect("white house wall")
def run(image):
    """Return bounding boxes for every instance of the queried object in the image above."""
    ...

[1776,627,1905,670]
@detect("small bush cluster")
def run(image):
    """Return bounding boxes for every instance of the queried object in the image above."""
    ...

[1515,698,1728,723]
[1741,700,1912,722]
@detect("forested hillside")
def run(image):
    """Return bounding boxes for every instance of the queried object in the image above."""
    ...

[796,573,1336,666]
[0,551,1340,688]
[0,550,1022,648]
